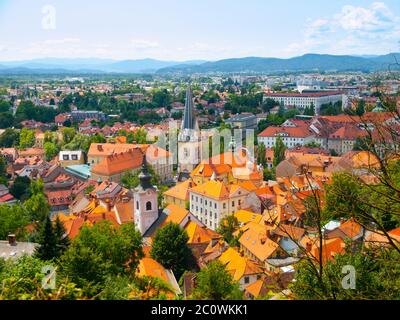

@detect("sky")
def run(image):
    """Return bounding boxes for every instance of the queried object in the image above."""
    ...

[0,0,399,61]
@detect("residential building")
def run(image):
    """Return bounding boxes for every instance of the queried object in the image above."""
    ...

[258,126,315,149]
[59,151,85,167]
[70,110,106,122]
[189,180,250,231]
[88,143,173,182]
[91,148,143,183]
[264,91,344,114]
[163,179,196,209]
[225,113,257,131]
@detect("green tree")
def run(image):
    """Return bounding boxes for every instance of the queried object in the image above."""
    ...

[0,156,7,185]
[0,128,19,147]
[0,100,11,113]
[61,127,76,144]
[273,136,286,167]
[44,141,59,161]
[355,100,366,116]
[217,215,240,246]
[54,216,70,257]
[0,204,30,239]
[150,222,192,279]
[192,261,242,300]
[15,100,36,122]
[291,246,400,300]
[257,143,267,167]
[0,112,15,129]
[59,221,144,291]
[24,179,50,222]
[35,215,58,261]
[19,128,35,150]
[303,103,316,116]
[9,176,31,200]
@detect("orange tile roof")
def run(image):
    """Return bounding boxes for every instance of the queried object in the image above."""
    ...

[337,219,362,239]
[163,204,189,226]
[258,126,313,138]
[91,149,143,176]
[190,180,249,200]
[89,143,170,161]
[234,210,263,225]
[136,257,181,297]
[163,179,195,201]
[237,180,259,192]
[303,236,346,264]
[219,247,263,281]
[136,257,171,284]
[239,222,279,262]
[185,221,221,244]
[114,200,134,224]
[273,224,306,241]
[245,279,266,298]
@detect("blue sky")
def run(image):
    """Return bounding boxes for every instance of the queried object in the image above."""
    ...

[0,0,399,61]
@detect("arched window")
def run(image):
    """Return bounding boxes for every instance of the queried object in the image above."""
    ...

[146,201,152,211]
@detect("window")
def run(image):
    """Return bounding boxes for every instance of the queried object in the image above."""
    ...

[223,203,226,209]
[63,155,69,160]
[244,277,250,284]
[146,201,152,211]
[71,154,78,160]
[232,201,235,207]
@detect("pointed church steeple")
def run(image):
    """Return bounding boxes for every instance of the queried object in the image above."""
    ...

[138,155,153,190]
[181,86,198,131]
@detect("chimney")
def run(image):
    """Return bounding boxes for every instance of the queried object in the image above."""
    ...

[8,234,17,246]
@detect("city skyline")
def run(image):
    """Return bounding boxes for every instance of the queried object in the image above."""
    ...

[0,0,400,61]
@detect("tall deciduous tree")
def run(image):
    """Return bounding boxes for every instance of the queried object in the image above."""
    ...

[192,261,242,300]
[150,222,192,279]
[273,136,286,168]
[24,179,50,222]
[19,128,35,150]
[217,215,240,246]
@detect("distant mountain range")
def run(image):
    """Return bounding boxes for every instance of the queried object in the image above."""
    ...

[0,54,399,75]
[157,53,400,74]
[0,58,207,74]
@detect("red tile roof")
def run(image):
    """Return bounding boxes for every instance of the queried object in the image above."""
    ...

[258,126,313,138]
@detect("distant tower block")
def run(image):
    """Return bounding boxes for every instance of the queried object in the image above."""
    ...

[134,156,159,235]
[178,86,201,174]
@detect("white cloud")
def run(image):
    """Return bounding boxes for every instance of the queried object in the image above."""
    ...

[285,2,400,56]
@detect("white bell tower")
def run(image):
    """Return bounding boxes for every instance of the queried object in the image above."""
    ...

[134,156,159,235]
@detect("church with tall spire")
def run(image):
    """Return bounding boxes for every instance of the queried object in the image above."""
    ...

[178,85,202,174]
